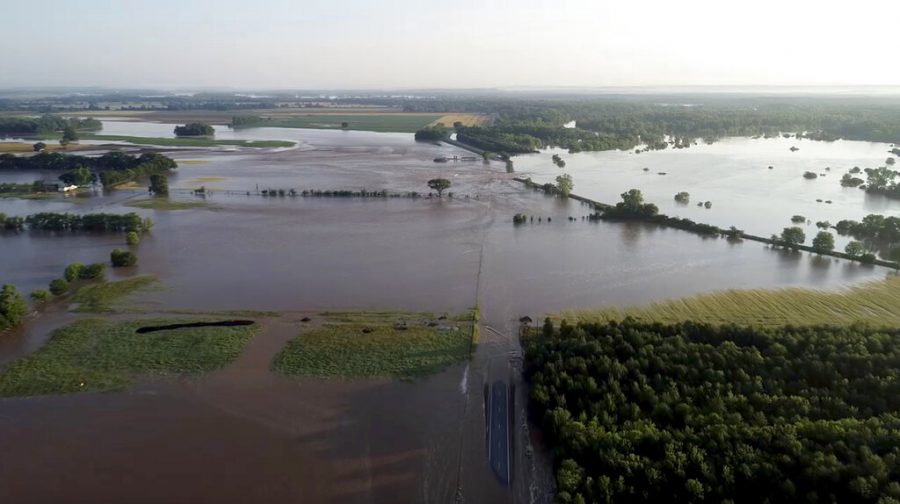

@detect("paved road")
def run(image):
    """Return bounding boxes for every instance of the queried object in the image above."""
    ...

[489,380,510,484]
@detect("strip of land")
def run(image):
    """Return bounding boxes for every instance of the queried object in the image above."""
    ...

[81,134,295,148]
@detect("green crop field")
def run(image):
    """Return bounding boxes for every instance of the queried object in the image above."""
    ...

[272,311,473,379]
[70,275,159,313]
[563,276,900,327]
[0,318,259,397]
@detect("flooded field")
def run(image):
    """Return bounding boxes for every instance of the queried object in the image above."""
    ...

[515,136,900,250]
[1,124,897,503]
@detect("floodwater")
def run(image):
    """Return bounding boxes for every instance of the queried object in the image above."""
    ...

[1,124,898,503]
[514,136,900,250]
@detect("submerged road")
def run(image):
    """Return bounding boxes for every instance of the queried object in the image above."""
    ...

[489,380,510,484]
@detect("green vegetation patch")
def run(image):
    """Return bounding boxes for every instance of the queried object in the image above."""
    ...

[70,275,159,312]
[273,311,472,379]
[564,276,900,327]
[125,198,213,211]
[0,317,259,397]
[261,114,443,133]
[82,133,294,148]
[525,319,900,503]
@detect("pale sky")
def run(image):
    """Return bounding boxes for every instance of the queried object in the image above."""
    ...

[3,0,899,90]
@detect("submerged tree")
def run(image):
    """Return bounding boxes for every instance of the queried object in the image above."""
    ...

[110,248,137,267]
[812,231,835,253]
[126,231,140,246]
[427,178,451,197]
[59,166,95,186]
[845,240,866,257]
[149,174,169,195]
[555,173,574,197]
[781,226,806,246]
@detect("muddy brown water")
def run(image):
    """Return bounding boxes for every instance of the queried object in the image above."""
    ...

[0,127,896,503]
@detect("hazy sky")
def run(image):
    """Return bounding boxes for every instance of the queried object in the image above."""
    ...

[3,0,899,90]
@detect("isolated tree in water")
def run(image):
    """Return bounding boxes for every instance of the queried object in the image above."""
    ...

[555,173,574,197]
[428,178,451,197]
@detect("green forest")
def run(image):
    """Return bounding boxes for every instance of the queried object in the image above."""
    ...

[413,97,900,155]
[0,115,101,135]
[524,319,900,504]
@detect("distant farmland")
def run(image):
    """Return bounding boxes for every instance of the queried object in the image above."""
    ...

[262,114,444,133]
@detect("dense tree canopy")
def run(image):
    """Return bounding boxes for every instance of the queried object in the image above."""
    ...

[173,123,215,136]
[0,115,100,135]
[413,125,449,141]
[18,212,152,233]
[525,319,900,504]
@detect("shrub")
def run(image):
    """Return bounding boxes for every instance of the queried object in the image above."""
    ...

[63,262,85,282]
[0,284,28,329]
[30,289,50,303]
[803,171,818,179]
[49,279,68,296]
[674,191,690,203]
[80,263,107,280]
[110,249,138,268]
[513,213,528,225]
[126,231,140,246]
[791,215,806,224]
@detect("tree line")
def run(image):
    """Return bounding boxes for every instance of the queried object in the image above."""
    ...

[525,318,900,503]
[0,115,101,135]
[406,96,900,154]
[0,212,152,233]
[0,151,177,188]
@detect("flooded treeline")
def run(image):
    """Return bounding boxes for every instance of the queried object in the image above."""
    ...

[514,177,900,269]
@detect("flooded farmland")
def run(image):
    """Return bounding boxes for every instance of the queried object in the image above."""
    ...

[1,123,897,503]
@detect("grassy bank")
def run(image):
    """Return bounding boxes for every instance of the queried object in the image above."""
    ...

[563,275,900,327]
[125,198,214,211]
[70,275,159,312]
[0,317,259,397]
[82,134,295,148]
[0,143,102,153]
[273,311,472,379]
[257,114,443,133]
